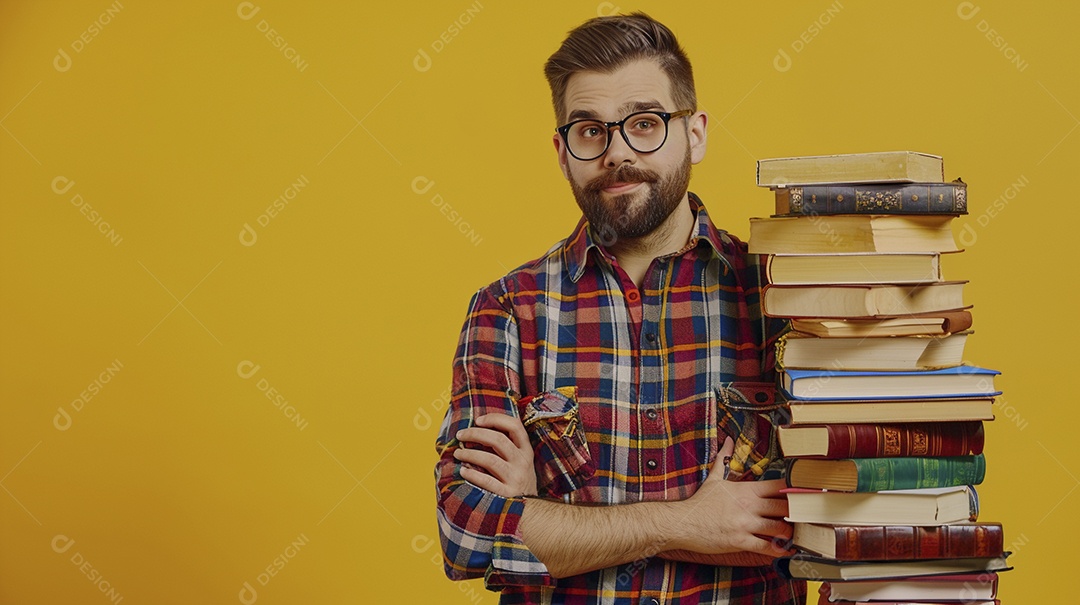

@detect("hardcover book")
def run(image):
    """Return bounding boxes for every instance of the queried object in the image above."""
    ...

[785,398,995,425]
[773,181,967,216]
[765,252,944,285]
[763,282,967,319]
[777,421,985,458]
[780,365,1001,401]
[785,454,986,492]
[774,552,1009,581]
[823,572,1000,602]
[748,214,958,254]
[783,485,980,525]
[756,151,945,186]
[777,332,968,371]
[792,522,1004,561]
[788,311,973,338]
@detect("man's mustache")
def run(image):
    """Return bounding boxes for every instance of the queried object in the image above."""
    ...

[585,166,659,194]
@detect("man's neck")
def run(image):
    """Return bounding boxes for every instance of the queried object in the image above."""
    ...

[607,195,696,290]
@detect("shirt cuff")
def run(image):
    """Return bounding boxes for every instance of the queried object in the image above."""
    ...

[483,497,555,590]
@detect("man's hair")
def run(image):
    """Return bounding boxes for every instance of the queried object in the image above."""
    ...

[543,12,697,126]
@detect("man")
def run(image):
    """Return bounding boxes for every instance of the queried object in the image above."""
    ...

[434,12,807,605]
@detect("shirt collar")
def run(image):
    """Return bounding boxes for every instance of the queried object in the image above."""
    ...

[562,192,735,283]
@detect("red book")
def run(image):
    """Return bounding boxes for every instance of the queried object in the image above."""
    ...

[778,421,984,458]
[793,522,1004,561]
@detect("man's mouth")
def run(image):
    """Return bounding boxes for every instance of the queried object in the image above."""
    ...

[602,181,645,194]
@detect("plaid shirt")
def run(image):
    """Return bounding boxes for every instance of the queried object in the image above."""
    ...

[435,193,807,604]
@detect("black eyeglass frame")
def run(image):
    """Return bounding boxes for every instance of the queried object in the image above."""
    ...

[555,109,694,161]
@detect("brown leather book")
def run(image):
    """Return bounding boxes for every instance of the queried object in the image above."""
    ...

[794,522,1004,561]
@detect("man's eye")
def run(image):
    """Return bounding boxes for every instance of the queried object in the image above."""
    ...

[579,125,603,139]
[633,119,657,131]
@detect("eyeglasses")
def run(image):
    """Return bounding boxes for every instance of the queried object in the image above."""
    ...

[556,109,693,161]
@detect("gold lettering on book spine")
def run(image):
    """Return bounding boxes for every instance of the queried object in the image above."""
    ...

[956,187,967,212]
[882,426,901,456]
[789,187,804,212]
[855,189,902,211]
[911,427,929,455]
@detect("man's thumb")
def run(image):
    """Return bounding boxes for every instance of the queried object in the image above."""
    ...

[719,436,734,459]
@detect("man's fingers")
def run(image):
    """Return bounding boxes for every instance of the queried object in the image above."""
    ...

[456,426,517,461]
[459,466,511,496]
[476,413,532,451]
[749,478,788,498]
[454,446,509,480]
[748,495,789,519]
[719,436,734,459]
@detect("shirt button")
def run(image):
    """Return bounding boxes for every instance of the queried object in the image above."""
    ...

[646,459,658,470]
[645,408,658,420]
[627,290,640,302]
[644,333,656,343]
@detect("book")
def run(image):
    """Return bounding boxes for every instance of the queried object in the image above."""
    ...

[766,252,944,285]
[773,181,967,216]
[789,311,973,338]
[748,215,958,254]
[756,151,945,186]
[778,332,968,371]
[793,522,1004,561]
[784,485,979,525]
[785,398,995,425]
[777,421,985,458]
[763,282,967,319]
[824,572,1000,602]
[780,366,1001,401]
[775,553,1009,581]
[786,454,986,492]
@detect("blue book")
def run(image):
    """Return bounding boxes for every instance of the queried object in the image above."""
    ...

[781,365,1001,401]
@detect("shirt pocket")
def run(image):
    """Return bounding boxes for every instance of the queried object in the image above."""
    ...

[516,386,596,498]
[716,381,787,481]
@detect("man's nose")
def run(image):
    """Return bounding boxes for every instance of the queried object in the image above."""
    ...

[603,127,637,168]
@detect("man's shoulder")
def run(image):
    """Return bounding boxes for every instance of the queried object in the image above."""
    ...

[471,239,568,306]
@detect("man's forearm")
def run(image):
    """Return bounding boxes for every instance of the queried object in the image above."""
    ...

[519,497,687,579]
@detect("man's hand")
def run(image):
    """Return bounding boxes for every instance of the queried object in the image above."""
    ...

[454,413,538,497]
[666,437,794,559]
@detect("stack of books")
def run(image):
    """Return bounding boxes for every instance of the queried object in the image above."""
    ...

[749,152,1012,603]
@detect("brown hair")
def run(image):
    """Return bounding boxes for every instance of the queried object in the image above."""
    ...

[543,12,697,125]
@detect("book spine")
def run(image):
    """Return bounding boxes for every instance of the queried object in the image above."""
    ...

[825,422,985,458]
[831,523,1004,561]
[776,183,967,216]
[853,454,986,491]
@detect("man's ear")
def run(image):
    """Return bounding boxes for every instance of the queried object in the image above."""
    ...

[553,133,571,180]
[688,111,708,165]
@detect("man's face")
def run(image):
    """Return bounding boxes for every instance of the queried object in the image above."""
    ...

[554,59,707,246]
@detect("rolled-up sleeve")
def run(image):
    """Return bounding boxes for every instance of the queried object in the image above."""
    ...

[434,283,554,589]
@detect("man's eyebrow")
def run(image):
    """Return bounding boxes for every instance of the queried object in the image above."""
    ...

[566,100,667,123]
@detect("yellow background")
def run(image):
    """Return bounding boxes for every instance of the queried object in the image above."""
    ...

[1,0,1075,602]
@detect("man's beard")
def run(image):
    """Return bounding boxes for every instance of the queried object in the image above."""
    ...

[569,146,692,248]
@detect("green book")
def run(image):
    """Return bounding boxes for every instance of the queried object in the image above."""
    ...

[787,454,986,492]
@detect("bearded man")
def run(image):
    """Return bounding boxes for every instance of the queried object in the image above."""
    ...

[434,12,806,605]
